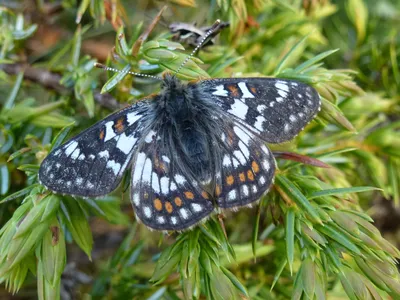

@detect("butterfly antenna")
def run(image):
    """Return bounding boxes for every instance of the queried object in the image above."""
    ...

[94,63,162,80]
[175,19,221,75]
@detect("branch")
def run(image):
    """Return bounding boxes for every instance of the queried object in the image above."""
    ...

[0,63,121,110]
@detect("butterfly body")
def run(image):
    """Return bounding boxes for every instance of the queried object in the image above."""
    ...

[39,74,320,230]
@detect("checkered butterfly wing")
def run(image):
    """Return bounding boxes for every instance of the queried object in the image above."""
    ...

[130,129,214,231]
[196,78,320,143]
[39,100,152,197]
[215,122,276,208]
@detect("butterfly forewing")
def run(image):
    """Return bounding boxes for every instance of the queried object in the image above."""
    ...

[131,129,214,231]
[215,122,275,208]
[196,78,320,143]
[39,100,152,197]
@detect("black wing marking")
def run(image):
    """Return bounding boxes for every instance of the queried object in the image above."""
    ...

[195,78,320,143]
[130,130,214,231]
[39,100,153,197]
[215,122,275,208]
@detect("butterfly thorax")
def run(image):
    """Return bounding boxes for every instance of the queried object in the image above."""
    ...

[154,75,223,182]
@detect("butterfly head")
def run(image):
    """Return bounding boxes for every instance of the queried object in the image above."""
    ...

[159,73,193,120]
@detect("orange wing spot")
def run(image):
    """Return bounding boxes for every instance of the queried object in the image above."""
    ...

[226,175,235,186]
[227,129,235,145]
[247,170,255,181]
[252,161,260,173]
[239,172,246,182]
[184,191,194,199]
[174,197,182,207]
[154,198,162,211]
[201,191,209,199]
[215,185,222,196]
[165,201,173,213]
[154,157,159,168]
[226,84,240,98]
[114,117,125,133]
[99,129,105,140]
[250,87,257,94]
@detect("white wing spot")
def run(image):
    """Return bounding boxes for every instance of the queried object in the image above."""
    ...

[76,177,83,185]
[127,111,141,125]
[228,190,237,201]
[151,172,160,193]
[171,216,177,225]
[175,174,186,185]
[238,82,255,98]
[117,133,137,155]
[262,160,270,171]
[133,193,140,205]
[160,177,169,195]
[99,150,109,159]
[157,216,165,224]
[104,121,115,142]
[298,93,303,98]
[276,81,289,92]
[223,155,231,167]
[86,182,94,189]
[143,206,152,218]
[229,99,249,120]
[289,115,297,122]
[142,158,152,183]
[78,153,85,160]
[162,155,170,163]
[284,123,291,132]
[191,203,202,212]
[133,153,146,184]
[65,141,78,156]
[49,173,54,179]
[212,85,228,97]
[252,185,257,193]
[180,208,189,219]
[70,148,81,159]
[259,176,266,185]
[241,185,249,196]
[257,105,267,113]
[238,141,250,159]
[254,116,265,131]
[234,150,247,164]
[298,112,305,118]
[261,144,269,155]
[232,158,240,167]
[55,163,61,168]
[276,97,284,103]
[170,182,177,191]
[89,154,95,160]
[234,126,251,143]
[107,159,121,175]
[269,101,276,107]
[54,149,61,156]
[66,181,71,187]
[278,89,288,98]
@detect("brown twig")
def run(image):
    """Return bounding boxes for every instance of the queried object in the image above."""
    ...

[131,5,168,57]
[0,63,121,110]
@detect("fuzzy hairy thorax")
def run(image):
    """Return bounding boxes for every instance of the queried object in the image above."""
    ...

[152,74,226,184]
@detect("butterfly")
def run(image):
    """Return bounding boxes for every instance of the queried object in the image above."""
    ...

[38,21,321,231]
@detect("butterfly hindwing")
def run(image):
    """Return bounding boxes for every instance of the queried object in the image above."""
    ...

[215,122,276,208]
[131,130,214,231]
[195,78,320,143]
[39,100,152,197]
